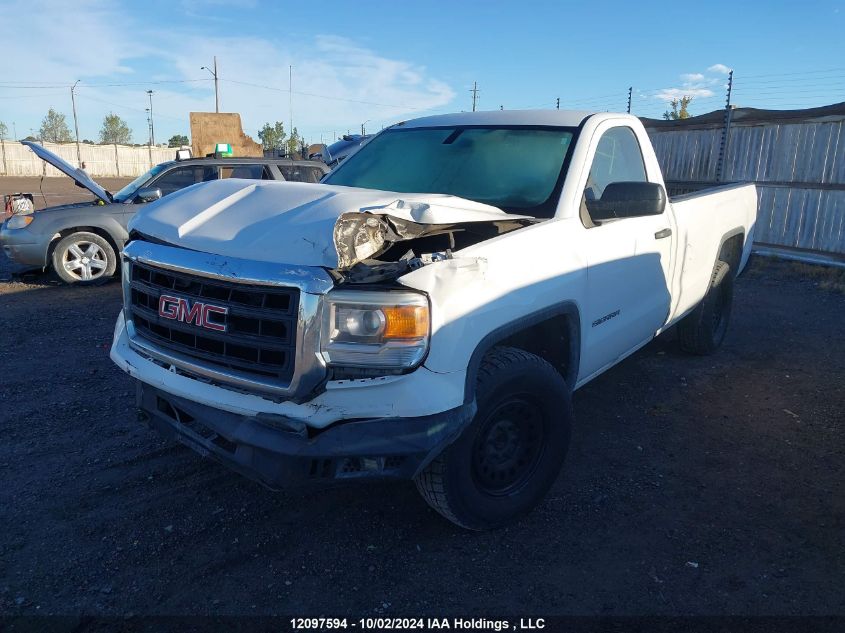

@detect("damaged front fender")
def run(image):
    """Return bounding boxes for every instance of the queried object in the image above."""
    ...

[332,199,536,281]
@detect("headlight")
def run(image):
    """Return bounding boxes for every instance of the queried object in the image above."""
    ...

[321,290,430,372]
[5,214,34,230]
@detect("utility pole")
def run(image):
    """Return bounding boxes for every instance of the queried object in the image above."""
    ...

[1,124,7,175]
[626,86,632,114]
[145,108,152,166]
[717,69,734,183]
[146,90,155,146]
[12,122,17,140]
[289,65,293,155]
[70,80,81,167]
[361,120,370,135]
[213,56,219,113]
[556,97,560,110]
[470,81,479,112]
[201,56,220,112]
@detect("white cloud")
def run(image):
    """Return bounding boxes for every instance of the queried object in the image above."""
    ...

[655,87,715,102]
[653,65,732,104]
[708,64,732,75]
[0,0,455,143]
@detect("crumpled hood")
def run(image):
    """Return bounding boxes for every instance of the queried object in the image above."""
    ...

[130,179,529,268]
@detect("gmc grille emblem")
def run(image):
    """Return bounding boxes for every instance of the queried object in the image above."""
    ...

[158,294,228,332]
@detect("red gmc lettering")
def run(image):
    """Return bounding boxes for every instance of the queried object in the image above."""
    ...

[158,295,180,320]
[202,305,228,332]
[157,294,228,332]
[178,299,203,326]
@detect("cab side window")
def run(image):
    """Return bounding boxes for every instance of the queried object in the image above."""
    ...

[152,166,216,197]
[581,127,648,226]
[220,165,268,180]
[279,165,325,183]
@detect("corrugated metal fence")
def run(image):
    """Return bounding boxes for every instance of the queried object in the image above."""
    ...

[644,103,845,257]
[0,141,174,178]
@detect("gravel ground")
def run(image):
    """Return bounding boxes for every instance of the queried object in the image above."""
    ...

[0,176,843,619]
[1,176,132,213]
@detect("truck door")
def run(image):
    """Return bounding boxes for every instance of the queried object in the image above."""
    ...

[577,125,673,380]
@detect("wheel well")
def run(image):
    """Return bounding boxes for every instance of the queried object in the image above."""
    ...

[718,232,744,277]
[465,307,581,402]
[48,226,121,264]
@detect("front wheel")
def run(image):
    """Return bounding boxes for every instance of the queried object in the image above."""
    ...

[51,232,116,285]
[415,347,572,530]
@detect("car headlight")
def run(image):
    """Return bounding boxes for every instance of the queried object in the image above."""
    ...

[320,290,430,372]
[5,214,34,230]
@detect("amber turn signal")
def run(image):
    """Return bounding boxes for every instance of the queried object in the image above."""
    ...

[383,305,429,339]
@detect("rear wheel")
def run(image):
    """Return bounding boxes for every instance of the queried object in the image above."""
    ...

[415,347,572,530]
[678,260,733,355]
[51,232,116,285]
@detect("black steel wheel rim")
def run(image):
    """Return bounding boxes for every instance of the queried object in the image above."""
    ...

[471,396,547,496]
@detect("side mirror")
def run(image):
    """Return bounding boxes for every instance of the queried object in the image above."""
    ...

[136,187,162,203]
[586,181,666,221]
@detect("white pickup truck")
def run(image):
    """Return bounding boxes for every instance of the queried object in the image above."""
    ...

[110,110,757,529]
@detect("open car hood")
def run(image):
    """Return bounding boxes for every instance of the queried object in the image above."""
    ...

[22,141,112,204]
[130,179,533,270]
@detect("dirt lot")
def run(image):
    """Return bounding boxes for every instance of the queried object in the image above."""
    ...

[0,178,843,619]
[1,176,133,213]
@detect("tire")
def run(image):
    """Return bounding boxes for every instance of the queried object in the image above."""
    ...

[415,347,572,530]
[51,232,117,285]
[678,260,733,355]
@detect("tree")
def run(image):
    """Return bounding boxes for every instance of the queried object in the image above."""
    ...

[38,108,73,143]
[663,96,693,120]
[0,121,7,140]
[258,121,287,152]
[99,113,132,145]
[167,134,189,148]
[286,127,302,157]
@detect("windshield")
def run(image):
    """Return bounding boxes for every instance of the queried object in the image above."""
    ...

[113,164,169,202]
[324,126,576,217]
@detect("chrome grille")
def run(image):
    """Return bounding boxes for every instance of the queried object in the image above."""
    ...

[128,261,300,382]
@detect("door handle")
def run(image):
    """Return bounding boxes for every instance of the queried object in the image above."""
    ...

[654,228,672,239]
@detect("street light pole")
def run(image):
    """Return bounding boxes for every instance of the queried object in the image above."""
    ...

[201,57,220,113]
[70,80,82,167]
[146,90,155,146]
[145,108,152,166]
[289,65,293,154]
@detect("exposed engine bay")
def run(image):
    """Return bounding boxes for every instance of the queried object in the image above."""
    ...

[331,211,536,284]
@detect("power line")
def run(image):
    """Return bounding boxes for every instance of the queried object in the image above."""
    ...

[0,78,212,89]
[220,78,427,110]
[740,66,845,79]
[76,93,186,122]
[0,92,67,99]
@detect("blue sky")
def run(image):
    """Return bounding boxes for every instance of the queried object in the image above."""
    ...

[1,0,844,146]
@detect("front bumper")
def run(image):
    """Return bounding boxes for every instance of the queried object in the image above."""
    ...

[111,310,468,428]
[0,226,49,268]
[139,381,476,486]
